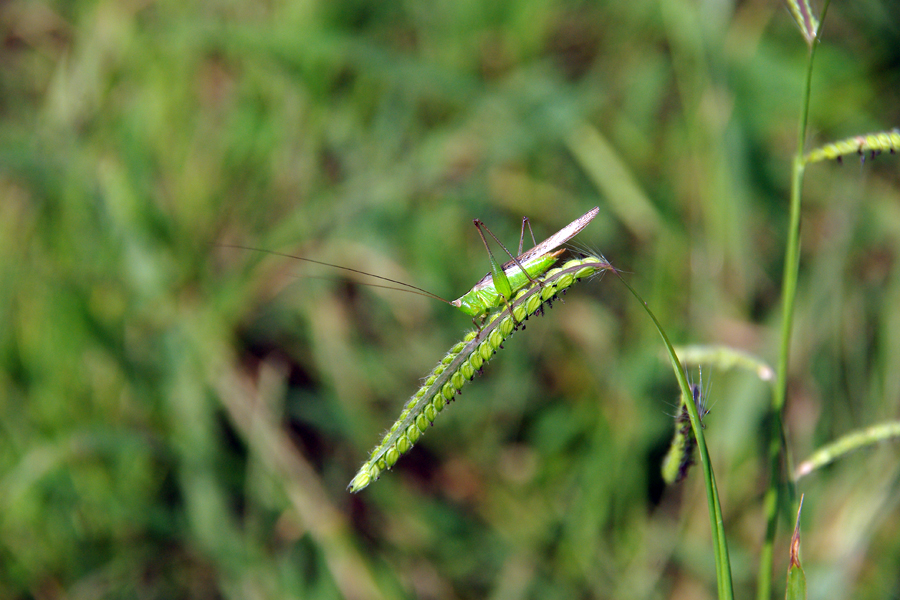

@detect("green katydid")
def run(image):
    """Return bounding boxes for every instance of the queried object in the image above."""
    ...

[222,206,600,328]
[450,207,600,324]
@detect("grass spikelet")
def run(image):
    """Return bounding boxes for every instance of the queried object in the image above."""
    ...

[673,344,774,381]
[784,0,819,45]
[805,128,900,165]
[661,372,711,485]
[348,254,613,493]
[794,420,900,479]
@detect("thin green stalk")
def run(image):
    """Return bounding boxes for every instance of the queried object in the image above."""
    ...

[757,3,830,599]
[614,272,734,600]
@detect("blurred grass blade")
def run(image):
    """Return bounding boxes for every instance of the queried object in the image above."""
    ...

[795,421,900,479]
[566,123,660,240]
[785,495,807,600]
[217,366,387,600]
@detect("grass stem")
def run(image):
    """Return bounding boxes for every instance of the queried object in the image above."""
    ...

[757,3,830,598]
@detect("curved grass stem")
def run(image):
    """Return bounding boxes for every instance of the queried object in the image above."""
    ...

[612,271,734,600]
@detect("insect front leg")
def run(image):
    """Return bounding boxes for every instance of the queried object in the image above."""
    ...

[473,219,544,293]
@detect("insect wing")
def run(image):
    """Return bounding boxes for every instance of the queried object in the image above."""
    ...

[471,206,600,289]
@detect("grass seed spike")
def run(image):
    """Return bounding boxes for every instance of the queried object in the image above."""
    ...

[348,254,613,492]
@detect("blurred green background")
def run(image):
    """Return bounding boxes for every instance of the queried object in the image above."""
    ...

[2,0,900,598]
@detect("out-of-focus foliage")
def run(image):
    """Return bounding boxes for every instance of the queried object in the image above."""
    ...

[1,0,898,598]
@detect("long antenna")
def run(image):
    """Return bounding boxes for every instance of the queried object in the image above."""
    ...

[219,244,452,304]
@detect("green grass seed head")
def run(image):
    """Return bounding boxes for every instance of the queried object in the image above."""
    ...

[661,429,689,485]
[347,255,613,492]
[784,0,819,45]
[805,129,900,164]
[662,374,710,485]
